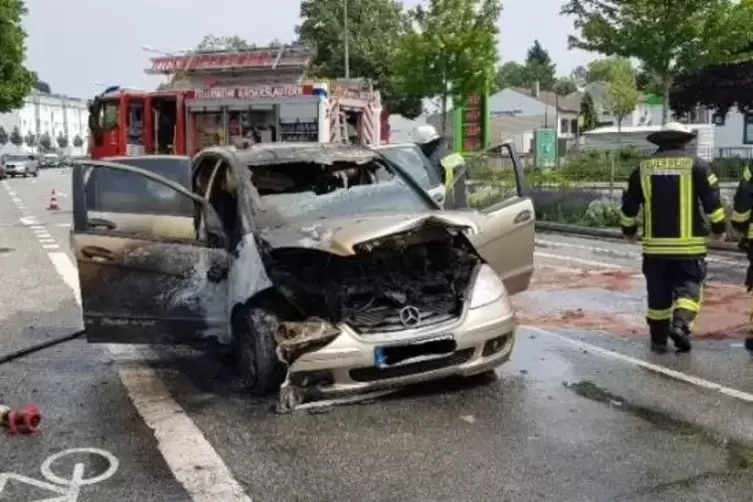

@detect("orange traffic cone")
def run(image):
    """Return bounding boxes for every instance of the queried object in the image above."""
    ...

[48,190,59,210]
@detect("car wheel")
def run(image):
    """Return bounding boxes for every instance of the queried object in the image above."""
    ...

[32,170,38,177]
[236,306,285,396]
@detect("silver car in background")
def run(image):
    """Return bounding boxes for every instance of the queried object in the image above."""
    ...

[3,154,39,178]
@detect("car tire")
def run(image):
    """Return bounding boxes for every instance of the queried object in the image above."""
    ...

[32,170,38,177]
[236,306,285,396]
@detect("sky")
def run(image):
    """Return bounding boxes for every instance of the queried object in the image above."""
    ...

[23,0,594,99]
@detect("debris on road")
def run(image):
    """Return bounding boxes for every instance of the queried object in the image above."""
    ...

[516,265,752,339]
[0,403,42,434]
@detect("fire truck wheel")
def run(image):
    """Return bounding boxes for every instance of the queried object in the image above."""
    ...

[236,306,285,396]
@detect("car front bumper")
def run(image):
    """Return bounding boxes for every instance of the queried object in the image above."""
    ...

[289,295,517,395]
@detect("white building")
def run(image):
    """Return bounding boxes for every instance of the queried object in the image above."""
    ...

[0,90,89,156]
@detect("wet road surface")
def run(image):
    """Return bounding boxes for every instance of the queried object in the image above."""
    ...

[1,171,753,501]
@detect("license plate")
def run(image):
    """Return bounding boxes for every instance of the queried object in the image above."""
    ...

[375,335,456,368]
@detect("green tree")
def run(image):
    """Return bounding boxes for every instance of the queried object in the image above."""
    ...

[571,65,589,86]
[31,71,50,93]
[0,0,34,113]
[636,66,661,93]
[580,92,598,132]
[524,40,556,91]
[73,135,83,148]
[57,133,68,149]
[10,127,22,146]
[0,127,7,145]
[24,132,35,148]
[297,0,422,118]
[554,77,578,95]
[197,34,251,51]
[602,63,639,135]
[495,61,529,90]
[562,0,753,124]
[39,132,51,151]
[586,57,635,83]
[393,0,501,133]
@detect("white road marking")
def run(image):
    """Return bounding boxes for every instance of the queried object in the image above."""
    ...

[48,252,253,502]
[2,183,252,500]
[536,238,745,266]
[527,325,753,405]
[40,448,119,487]
[38,238,56,244]
[55,223,71,228]
[35,231,52,238]
[534,251,627,269]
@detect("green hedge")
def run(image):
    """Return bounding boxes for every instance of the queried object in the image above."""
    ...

[469,148,752,185]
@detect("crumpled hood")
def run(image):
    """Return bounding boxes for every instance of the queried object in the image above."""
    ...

[259,211,483,255]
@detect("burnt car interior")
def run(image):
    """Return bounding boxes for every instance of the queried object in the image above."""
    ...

[190,152,483,338]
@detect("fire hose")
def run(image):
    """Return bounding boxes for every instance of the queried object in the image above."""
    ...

[0,330,85,366]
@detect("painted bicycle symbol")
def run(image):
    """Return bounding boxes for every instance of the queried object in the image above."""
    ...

[0,447,119,501]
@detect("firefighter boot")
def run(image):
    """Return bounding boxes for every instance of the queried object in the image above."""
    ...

[669,322,692,353]
[649,320,669,354]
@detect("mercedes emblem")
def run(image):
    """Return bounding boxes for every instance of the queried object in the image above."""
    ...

[399,306,421,328]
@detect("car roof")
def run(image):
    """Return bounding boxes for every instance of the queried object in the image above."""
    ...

[231,143,378,166]
[103,155,190,162]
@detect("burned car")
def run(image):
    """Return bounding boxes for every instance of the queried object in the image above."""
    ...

[70,143,534,410]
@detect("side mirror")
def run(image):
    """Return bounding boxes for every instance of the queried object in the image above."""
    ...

[202,204,227,249]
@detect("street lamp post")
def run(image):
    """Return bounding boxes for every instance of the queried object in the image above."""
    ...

[343,0,350,79]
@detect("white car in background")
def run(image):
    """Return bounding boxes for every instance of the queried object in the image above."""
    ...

[3,154,39,178]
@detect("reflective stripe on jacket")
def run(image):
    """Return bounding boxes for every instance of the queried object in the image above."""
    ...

[620,151,726,256]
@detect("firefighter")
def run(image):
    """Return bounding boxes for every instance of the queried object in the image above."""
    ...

[621,122,726,354]
[729,164,753,352]
[411,125,467,209]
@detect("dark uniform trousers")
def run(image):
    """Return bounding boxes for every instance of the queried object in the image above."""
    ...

[643,257,706,341]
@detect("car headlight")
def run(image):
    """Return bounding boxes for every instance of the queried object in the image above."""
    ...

[469,264,506,309]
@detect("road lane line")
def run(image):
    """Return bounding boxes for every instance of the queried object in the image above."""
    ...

[534,251,627,269]
[527,325,753,405]
[47,252,253,502]
[535,238,745,266]
[4,183,254,501]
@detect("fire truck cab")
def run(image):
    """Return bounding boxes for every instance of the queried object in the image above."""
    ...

[88,44,386,159]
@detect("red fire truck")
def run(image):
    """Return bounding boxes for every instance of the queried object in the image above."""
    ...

[88,44,390,159]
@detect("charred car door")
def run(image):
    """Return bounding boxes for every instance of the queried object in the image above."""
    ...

[85,156,195,239]
[462,143,535,295]
[71,160,232,345]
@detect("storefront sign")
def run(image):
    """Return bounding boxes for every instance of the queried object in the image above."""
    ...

[150,50,310,73]
[453,93,489,153]
[188,85,308,101]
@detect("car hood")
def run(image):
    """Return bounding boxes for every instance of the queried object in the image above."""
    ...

[258,211,483,256]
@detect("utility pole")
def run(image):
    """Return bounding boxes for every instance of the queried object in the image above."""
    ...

[343,0,350,79]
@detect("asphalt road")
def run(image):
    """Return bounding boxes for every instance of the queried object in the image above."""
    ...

[2,169,753,501]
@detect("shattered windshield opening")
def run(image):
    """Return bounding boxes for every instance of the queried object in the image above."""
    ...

[250,158,432,223]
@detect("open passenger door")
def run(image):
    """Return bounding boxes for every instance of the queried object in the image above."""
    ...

[71,160,232,345]
[460,143,535,295]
